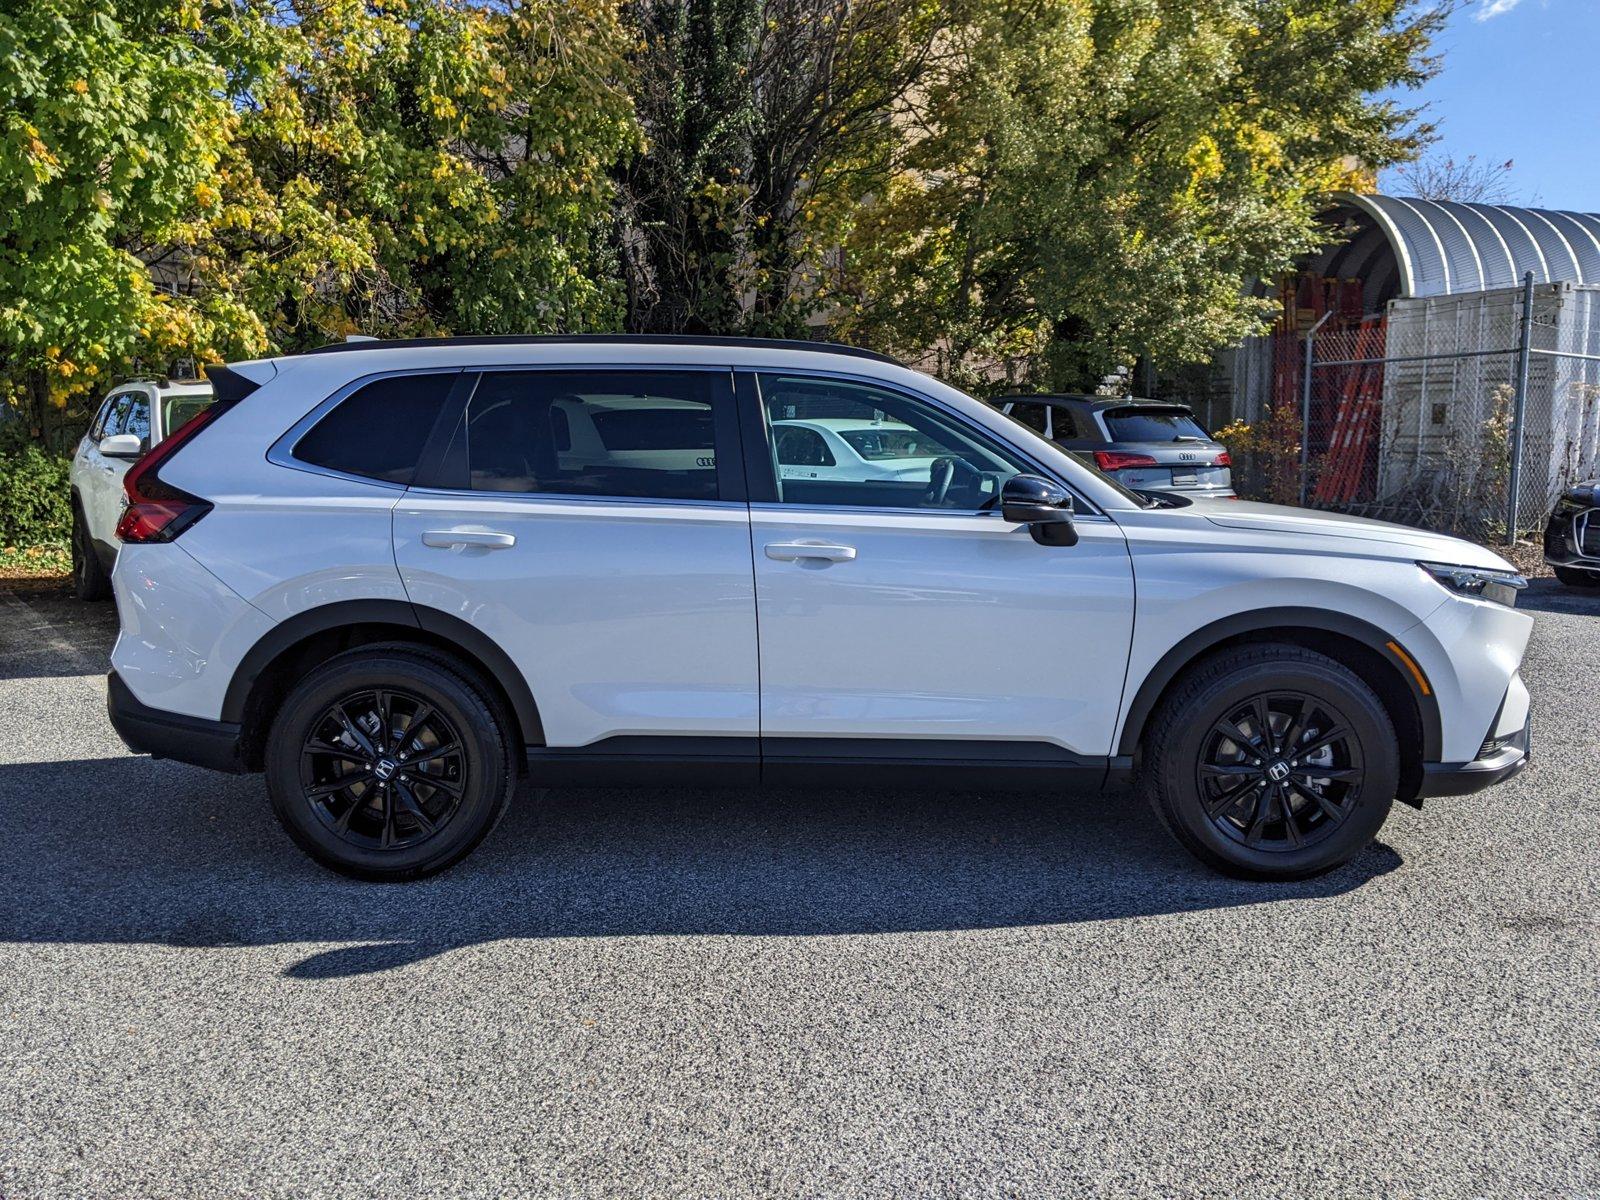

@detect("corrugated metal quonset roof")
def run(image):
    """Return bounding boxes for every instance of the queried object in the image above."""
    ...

[1326,192,1600,299]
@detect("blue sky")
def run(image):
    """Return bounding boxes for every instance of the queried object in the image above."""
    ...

[1377,0,1600,211]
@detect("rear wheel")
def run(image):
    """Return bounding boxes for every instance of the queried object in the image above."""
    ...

[1142,644,1398,880]
[1554,564,1600,587]
[71,503,112,601]
[265,646,515,880]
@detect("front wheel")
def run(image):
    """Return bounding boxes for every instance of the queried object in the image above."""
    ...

[1554,564,1600,588]
[1142,644,1398,880]
[265,645,516,880]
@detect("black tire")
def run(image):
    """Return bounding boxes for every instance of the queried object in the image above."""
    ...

[1141,643,1398,881]
[265,644,516,881]
[1554,564,1600,588]
[71,502,112,601]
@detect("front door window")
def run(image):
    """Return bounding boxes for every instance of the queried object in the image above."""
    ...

[757,374,1026,511]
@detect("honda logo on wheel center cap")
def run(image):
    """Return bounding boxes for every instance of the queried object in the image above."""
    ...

[374,758,397,781]
[1267,761,1291,782]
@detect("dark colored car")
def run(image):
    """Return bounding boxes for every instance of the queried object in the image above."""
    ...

[992,394,1234,498]
[1544,479,1600,586]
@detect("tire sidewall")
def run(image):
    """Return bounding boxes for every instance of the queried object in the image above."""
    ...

[71,503,108,601]
[1155,658,1398,878]
[1555,564,1600,587]
[265,652,511,879]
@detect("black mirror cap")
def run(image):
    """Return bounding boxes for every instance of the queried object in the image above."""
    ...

[1001,474,1078,545]
[1002,473,1072,509]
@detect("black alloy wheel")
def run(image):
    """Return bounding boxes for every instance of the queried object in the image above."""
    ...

[299,687,468,852]
[1195,692,1363,853]
[265,645,515,880]
[1142,643,1398,880]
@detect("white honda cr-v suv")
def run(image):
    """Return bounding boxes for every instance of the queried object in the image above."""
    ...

[105,336,1532,881]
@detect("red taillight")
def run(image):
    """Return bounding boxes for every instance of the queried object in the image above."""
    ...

[1094,450,1159,472]
[114,404,224,544]
[1214,450,1233,468]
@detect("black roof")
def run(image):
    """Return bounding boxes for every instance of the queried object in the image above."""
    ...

[991,393,1194,410]
[299,334,901,366]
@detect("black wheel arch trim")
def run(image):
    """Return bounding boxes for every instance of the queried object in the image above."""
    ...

[1116,607,1442,762]
[220,599,544,747]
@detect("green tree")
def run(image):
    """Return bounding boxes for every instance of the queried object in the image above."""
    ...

[833,0,1443,391]
[0,0,233,442]
[203,0,641,350]
[615,0,943,335]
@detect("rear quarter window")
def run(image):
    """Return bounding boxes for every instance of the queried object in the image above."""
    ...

[294,374,456,485]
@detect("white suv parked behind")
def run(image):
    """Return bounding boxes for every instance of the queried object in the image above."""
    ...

[105,337,1532,881]
[69,378,212,599]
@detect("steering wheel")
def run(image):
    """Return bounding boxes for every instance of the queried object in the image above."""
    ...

[926,456,959,507]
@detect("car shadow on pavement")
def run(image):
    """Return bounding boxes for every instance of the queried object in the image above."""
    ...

[0,754,1401,978]
[1517,577,1600,616]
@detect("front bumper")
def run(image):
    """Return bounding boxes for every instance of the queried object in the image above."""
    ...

[107,670,247,774]
[1416,724,1529,798]
[1544,501,1600,569]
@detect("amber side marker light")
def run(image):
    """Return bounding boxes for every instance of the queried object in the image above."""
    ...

[1385,640,1432,697]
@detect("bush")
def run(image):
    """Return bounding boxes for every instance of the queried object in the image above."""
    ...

[0,433,72,549]
[1214,410,1303,505]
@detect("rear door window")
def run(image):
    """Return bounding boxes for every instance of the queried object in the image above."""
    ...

[295,373,458,485]
[1102,407,1209,442]
[462,371,721,501]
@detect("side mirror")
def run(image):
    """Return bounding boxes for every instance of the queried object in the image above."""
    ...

[99,433,145,459]
[1001,474,1078,546]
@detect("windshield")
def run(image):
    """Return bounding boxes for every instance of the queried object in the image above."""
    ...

[1103,407,1209,442]
[838,427,946,460]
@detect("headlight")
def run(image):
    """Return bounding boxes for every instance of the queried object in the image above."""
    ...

[1419,561,1528,607]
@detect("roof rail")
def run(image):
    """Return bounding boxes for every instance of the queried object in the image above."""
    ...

[297,333,902,366]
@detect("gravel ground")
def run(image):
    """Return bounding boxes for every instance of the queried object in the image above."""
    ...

[1,577,1596,1199]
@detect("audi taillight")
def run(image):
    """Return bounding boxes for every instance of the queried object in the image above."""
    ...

[1214,450,1233,468]
[1094,450,1159,472]
[114,404,226,544]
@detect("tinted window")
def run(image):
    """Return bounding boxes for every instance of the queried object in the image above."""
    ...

[759,374,1026,510]
[1047,406,1081,440]
[1007,403,1047,434]
[464,371,718,501]
[295,373,456,485]
[1103,406,1209,442]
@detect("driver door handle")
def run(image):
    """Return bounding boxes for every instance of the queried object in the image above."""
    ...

[422,529,517,550]
[764,542,857,563]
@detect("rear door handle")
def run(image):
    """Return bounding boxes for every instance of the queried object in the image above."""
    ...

[422,529,517,550]
[764,542,857,563]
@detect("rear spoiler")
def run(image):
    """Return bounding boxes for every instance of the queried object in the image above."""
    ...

[203,364,268,404]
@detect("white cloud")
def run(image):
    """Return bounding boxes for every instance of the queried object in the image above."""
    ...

[1474,0,1525,20]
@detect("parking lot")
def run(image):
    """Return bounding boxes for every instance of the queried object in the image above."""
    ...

[0,578,1596,1199]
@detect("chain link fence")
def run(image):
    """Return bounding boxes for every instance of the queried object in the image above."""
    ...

[1297,275,1600,542]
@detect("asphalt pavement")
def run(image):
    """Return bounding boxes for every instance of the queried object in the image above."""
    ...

[1,577,1596,1198]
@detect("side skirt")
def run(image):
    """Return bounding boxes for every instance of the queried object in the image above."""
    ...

[527,735,1131,793]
